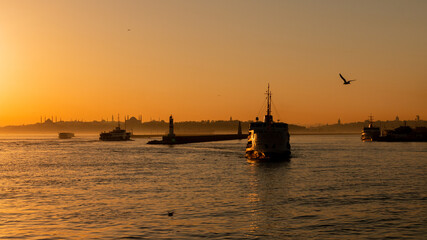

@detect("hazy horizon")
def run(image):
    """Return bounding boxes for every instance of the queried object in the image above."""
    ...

[0,114,425,129]
[1,0,426,126]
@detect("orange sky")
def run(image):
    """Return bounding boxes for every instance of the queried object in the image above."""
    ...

[1,0,426,126]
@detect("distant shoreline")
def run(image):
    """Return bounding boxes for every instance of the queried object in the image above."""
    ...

[0,132,361,136]
[0,119,425,136]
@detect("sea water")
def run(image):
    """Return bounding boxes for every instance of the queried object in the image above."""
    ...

[0,134,426,239]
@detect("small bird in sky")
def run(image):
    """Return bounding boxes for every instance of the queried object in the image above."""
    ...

[339,73,356,85]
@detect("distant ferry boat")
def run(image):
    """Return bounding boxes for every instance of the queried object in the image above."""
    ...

[245,85,291,160]
[99,121,131,141]
[58,132,74,139]
[378,125,427,142]
[361,116,427,142]
[361,116,380,141]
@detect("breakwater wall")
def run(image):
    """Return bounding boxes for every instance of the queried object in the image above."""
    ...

[147,134,248,145]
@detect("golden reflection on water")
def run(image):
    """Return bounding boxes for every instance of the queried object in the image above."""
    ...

[247,163,260,234]
[246,159,291,235]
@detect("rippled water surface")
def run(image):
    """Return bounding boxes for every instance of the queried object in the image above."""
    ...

[0,134,426,239]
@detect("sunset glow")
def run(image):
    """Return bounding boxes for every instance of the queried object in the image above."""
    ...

[1,1,426,126]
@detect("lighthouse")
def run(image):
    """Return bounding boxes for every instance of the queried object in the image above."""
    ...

[169,115,175,137]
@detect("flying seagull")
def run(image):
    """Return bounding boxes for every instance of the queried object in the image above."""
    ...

[339,73,356,85]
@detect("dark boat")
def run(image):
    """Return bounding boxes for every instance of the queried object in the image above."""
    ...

[100,118,131,141]
[100,126,131,141]
[361,115,380,141]
[245,84,291,160]
[377,125,427,142]
[58,132,75,139]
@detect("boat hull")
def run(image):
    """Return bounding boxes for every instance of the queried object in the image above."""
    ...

[361,128,380,142]
[58,132,74,139]
[245,125,291,161]
[99,132,131,141]
[99,137,131,141]
[245,149,291,160]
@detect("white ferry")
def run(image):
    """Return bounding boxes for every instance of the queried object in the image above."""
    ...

[245,85,291,160]
[361,115,380,142]
[100,117,131,141]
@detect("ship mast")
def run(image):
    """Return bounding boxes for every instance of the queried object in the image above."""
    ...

[265,84,273,124]
[368,114,374,128]
[267,83,271,117]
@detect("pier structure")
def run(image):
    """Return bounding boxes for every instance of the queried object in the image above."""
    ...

[147,118,247,145]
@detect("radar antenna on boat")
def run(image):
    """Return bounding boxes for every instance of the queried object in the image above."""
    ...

[267,84,271,115]
[368,114,374,127]
[265,83,273,125]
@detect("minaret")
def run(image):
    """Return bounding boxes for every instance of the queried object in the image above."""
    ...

[169,115,175,137]
[238,121,242,135]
